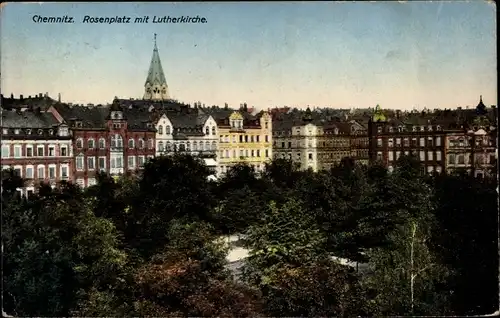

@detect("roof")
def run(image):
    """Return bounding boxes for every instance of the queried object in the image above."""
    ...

[52,104,108,129]
[1,109,59,128]
[145,38,167,86]
[1,94,58,111]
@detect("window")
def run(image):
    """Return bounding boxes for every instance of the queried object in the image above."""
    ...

[128,156,136,169]
[138,138,144,149]
[128,139,135,148]
[427,151,433,161]
[61,166,68,179]
[158,125,163,134]
[396,138,401,146]
[436,137,441,147]
[211,141,216,150]
[148,138,154,149]
[389,152,394,161]
[377,138,383,147]
[436,151,442,161]
[26,146,33,157]
[265,135,269,142]
[88,139,95,149]
[76,138,83,148]
[111,156,123,169]
[61,146,67,156]
[138,156,145,167]
[245,135,248,143]
[419,151,425,161]
[37,146,44,157]
[26,166,34,178]
[388,138,394,147]
[377,126,382,133]
[111,134,123,148]
[427,137,433,147]
[164,125,171,134]
[88,157,95,170]
[403,138,409,147]
[212,127,216,135]
[99,138,106,149]
[48,146,55,156]
[205,127,209,135]
[94,158,105,172]
[448,154,456,164]
[158,141,164,152]
[1,146,9,158]
[256,136,260,142]
[76,155,84,170]
[457,154,465,164]
[265,149,269,158]
[14,146,21,158]
[376,151,383,161]
[38,166,45,179]
[257,149,260,157]
[411,138,417,147]
[308,153,313,160]
[49,166,56,179]
[419,138,425,147]
[396,151,401,160]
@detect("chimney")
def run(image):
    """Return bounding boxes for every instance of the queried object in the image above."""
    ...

[58,93,61,103]
[10,93,13,98]
[20,94,23,100]
[28,95,31,99]
[39,93,42,98]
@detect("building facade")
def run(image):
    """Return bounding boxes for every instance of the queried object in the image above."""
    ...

[216,110,273,175]
[48,100,156,187]
[368,105,447,174]
[1,108,73,197]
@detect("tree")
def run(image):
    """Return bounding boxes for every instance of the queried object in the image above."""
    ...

[131,220,262,317]
[430,173,499,315]
[360,158,451,316]
[126,154,215,258]
[2,182,127,317]
[242,198,367,317]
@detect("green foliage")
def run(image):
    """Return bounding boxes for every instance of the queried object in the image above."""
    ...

[2,154,497,316]
[2,182,126,317]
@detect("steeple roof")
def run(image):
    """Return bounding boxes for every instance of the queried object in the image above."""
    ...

[145,33,167,86]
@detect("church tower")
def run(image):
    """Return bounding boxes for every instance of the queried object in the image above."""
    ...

[144,33,170,101]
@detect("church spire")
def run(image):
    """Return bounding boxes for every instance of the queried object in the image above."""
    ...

[144,33,170,101]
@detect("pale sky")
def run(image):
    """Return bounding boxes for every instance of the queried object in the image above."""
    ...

[0,1,497,110]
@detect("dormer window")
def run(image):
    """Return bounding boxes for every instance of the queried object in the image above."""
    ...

[38,129,43,135]
[388,127,393,133]
[412,126,417,132]
[428,126,433,132]
[14,129,20,135]
[436,125,441,131]
[58,127,68,136]
[420,126,425,131]
[49,129,53,135]
[2,129,8,134]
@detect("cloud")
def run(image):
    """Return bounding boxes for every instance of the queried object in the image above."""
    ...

[385,49,409,61]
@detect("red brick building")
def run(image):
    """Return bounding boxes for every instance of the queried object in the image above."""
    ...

[48,98,156,187]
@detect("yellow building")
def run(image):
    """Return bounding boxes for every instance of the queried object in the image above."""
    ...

[215,110,272,175]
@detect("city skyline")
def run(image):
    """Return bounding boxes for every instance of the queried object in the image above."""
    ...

[1,1,497,110]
